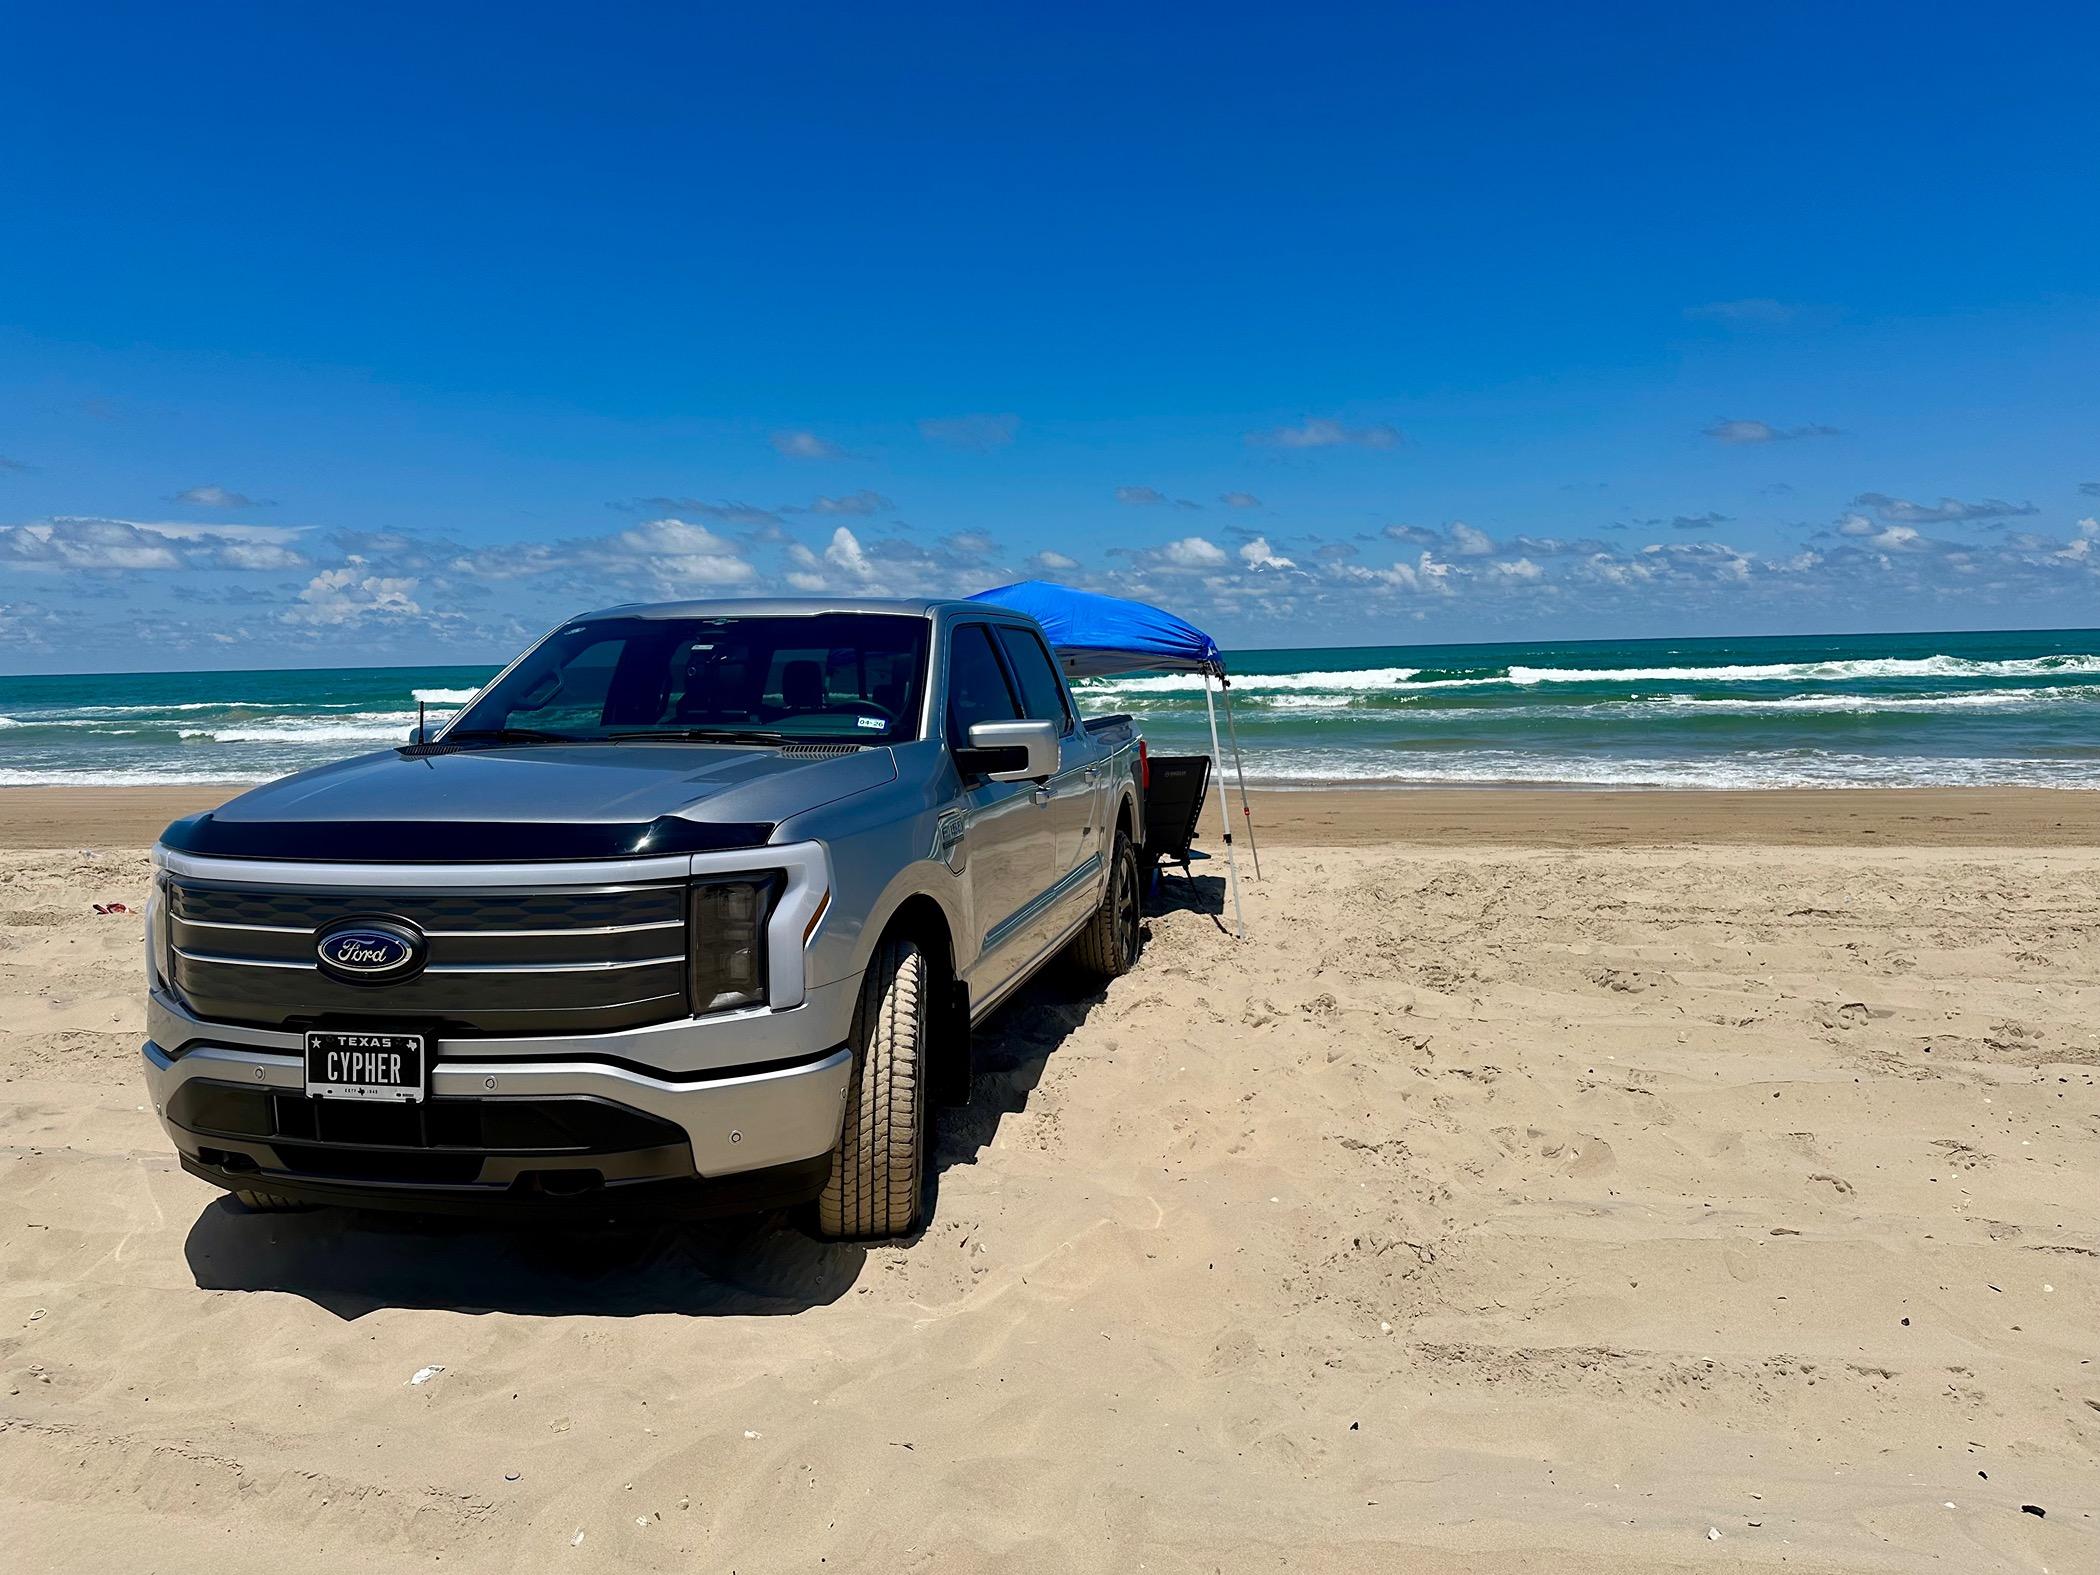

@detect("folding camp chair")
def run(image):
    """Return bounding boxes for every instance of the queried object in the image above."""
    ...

[1140,754,1211,893]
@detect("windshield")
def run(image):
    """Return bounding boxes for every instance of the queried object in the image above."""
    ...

[447,613,929,744]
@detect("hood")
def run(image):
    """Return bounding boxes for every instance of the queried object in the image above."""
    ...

[159,742,897,862]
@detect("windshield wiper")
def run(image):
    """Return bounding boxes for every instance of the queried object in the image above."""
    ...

[604,727,792,744]
[426,727,583,747]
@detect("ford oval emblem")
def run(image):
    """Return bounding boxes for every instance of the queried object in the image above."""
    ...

[315,918,427,984]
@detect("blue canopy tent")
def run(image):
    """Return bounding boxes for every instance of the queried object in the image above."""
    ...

[968,580,1255,935]
[963,578,1224,678]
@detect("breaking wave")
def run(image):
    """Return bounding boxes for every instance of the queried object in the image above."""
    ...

[1505,653,2100,685]
[1235,750,2100,790]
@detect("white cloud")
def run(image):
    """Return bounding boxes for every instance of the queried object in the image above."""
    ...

[1028,550,1079,573]
[1447,522,1495,556]
[172,484,271,509]
[1382,522,1440,546]
[1492,557,1543,580]
[940,530,997,560]
[1633,540,1758,581]
[1853,492,2036,524]
[1582,551,1655,587]
[210,537,309,570]
[1,519,182,570]
[609,517,757,585]
[1219,491,1263,509]
[1836,514,1922,550]
[771,429,849,461]
[1703,418,1839,444]
[1238,536,1296,571]
[1159,535,1229,569]
[1332,560,1419,590]
[0,517,309,572]
[283,560,422,626]
[1246,416,1402,451]
[145,521,305,547]
[1115,485,1168,506]
[824,525,876,580]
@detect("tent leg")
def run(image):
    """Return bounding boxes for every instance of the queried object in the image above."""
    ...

[1202,672,1245,939]
[1218,678,1261,881]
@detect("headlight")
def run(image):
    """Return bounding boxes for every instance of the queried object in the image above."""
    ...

[688,878,775,1013]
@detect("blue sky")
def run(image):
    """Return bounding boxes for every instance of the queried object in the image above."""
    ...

[3,2,2097,673]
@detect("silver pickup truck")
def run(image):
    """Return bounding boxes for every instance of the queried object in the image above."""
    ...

[142,597,1146,1239]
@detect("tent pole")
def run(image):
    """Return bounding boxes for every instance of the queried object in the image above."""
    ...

[1202,671,1246,939]
[1218,676,1261,880]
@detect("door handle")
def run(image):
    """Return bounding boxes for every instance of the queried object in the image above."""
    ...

[1030,786,1051,806]
[1084,767,1100,783]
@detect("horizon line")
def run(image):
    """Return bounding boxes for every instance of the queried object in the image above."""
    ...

[5,619,2100,683]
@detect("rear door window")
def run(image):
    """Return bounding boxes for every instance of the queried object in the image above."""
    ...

[994,626,1073,732]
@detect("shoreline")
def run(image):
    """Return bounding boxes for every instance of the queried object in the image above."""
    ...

[8,781,2100,849]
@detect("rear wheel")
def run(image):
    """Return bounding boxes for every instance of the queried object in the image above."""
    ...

[230,1188,314,1213]
[814,936,929,1241]
[1072,830,1142,981]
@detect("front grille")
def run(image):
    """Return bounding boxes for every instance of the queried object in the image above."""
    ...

[166,877,689,1034]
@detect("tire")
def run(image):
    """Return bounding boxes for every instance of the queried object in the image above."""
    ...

[814,936,929,1241]
[231,1188,314,1213]
[1071,830,1142,981]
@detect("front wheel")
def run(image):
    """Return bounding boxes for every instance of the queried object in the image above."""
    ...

[814,936,930,1241]
[1071,830,1142,981]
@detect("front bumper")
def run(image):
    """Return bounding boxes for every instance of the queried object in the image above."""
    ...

[140,840,861,1215]
[142,985,859,1214]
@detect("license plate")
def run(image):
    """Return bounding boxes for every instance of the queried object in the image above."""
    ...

[304,1030,425,1102]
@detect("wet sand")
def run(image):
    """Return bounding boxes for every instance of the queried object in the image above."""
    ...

[7,783,2100,851]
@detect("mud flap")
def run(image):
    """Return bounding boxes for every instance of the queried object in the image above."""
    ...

[933,978,974,1105]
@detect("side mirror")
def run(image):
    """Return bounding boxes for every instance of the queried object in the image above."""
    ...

[958,719,1058,783]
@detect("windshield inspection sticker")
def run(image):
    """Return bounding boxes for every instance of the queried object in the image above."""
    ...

[857,715,885,729]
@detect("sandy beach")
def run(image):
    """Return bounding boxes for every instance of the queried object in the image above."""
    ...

[5,786,2096,1573]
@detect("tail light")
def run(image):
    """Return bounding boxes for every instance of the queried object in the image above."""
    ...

[689,878,775,1013]
[1138,736,1150,792]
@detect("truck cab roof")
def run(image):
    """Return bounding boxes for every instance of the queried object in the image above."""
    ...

[572,596,1002,623]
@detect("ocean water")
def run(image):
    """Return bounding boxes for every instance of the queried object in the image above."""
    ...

[0,666,494,787]
[4,628,2100,790]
